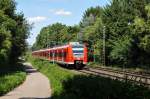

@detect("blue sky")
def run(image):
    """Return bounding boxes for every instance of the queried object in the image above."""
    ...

[16,0,109,45]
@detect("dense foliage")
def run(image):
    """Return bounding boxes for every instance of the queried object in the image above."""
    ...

[29,56,150,99]
[0,0,28,95]
[103,0,150,67]
[32,23,79,50]
[0,0,30,67]
[33,0,150,68]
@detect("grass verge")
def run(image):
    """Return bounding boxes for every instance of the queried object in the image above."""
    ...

[0,63,26,96]
[28,56,75,96]
[28,55,150,99]
[0,72,26,95]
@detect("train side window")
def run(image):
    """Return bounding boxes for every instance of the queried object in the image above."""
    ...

[50,52,52,57]
[57,51,59,57]
[64,52,66,57]
[49,52,51,57]
[58,52,60,57]
[57,52,59,57]
[55,51,56,57]
[59,52,61,57]
[58,51,60,57]
[56,51,58,57]
[54,51,56,57]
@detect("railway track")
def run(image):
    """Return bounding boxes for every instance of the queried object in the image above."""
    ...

[94,66,150,76]
[78,67,150,87]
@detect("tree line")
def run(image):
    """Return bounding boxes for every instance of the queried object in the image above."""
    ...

[33,0,150,68]
[32,23,79,50]
[0,0,30,67]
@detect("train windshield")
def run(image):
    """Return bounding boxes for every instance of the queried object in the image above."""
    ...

[72,45,84,57]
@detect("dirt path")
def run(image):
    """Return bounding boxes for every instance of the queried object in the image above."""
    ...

[0,63,51,99]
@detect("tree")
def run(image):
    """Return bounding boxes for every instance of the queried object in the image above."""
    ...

[102,0,150,66]
[32,23,79,50]
[0,0,30,66]
[33,0,150,67]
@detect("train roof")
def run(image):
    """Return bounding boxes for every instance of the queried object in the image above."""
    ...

[32,45,69,53]
[32,42,84,53]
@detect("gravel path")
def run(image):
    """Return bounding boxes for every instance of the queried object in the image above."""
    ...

[0,63,51,99]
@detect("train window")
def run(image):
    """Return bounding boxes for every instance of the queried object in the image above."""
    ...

[58,52,60,57]
[61,51,65,57]
[64,52,66,57]
[57,51,59,57]
[55,51,57,57]
[73,50,83,53]
[50,52,52,57]
[48,52,50,57]
[56,51,58,57]
[72,45,84,48]
[59,52,62,57]
[72,45,84,57]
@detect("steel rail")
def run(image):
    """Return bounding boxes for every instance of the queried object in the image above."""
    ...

[78,67,150,87]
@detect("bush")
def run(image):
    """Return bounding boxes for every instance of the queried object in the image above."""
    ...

[58,75,150,99]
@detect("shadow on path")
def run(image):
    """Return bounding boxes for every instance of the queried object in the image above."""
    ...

[23,64,38,74]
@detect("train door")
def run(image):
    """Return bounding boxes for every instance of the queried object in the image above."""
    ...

[62,49,64,62]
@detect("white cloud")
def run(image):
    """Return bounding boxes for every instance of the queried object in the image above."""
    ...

[27,16,47,23]
[50,9,72,16]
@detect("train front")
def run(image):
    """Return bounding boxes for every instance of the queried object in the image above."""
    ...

[70,42,88,69]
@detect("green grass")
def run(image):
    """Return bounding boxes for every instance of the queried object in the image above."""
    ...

[87,62,102,68]
[0,71,26,96]
[0,61,26,96]
[28,55,150,99]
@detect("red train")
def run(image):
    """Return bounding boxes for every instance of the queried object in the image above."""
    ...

[32,42,88,69]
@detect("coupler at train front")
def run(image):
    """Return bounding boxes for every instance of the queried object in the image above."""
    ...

[74,60,85,70]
